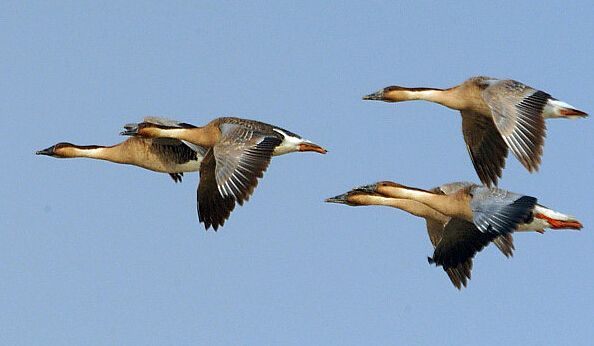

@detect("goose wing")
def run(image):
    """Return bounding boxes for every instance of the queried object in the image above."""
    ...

[430,218,495,269]
[433,184,516,257]
[196,123,282,230]
[471,186,537,235]
[481,79,548,172]
[141,116,193,127]
[425,218,473,289]
[151,139,206,183]
[461,111,509,187]
[197,149,236,230]
[149,137,206,184]
[492,233,515,258]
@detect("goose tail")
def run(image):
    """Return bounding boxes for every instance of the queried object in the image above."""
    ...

[544,99,588,119]
[533,205,583,230]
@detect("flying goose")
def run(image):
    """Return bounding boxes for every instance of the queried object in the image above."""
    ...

[326,181,582,288]
[36,117,206,183]
[122,116,327,230]
[363,77,587,186]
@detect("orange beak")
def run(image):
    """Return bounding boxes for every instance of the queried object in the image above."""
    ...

[298,142,327,154]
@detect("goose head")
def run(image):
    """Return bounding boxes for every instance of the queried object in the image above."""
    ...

[120,122,165,138]
[363,86,442,103]
[36,142,80,158]
[325,183,382,206]
[363,86,412,102]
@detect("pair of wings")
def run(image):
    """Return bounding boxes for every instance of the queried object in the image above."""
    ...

[197,123,282,230]
[462,79,549,186]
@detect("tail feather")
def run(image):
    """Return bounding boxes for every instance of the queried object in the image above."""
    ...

[535,213,583,230]
[545,99,588,119]
[559,108,588,118]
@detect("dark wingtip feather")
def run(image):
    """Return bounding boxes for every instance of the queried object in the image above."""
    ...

[444,264,471,290]
[476,194,538,236]
[168,173,183,183]
[197,149,237,231]
[493,234,515,258]
[511,90,548,172]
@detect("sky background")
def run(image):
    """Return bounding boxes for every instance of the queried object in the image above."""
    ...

[2,1,593,345]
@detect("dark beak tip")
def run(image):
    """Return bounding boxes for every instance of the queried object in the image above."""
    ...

[325,196,347,204]
[362,91,383,101]
[36,147,54,156]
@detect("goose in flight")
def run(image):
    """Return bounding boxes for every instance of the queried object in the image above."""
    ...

[326,181,582,288]
[122,116,327,230]
[363,77,587,186]
[36,117,206,183]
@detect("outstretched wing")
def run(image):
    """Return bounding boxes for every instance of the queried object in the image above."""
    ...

[481,79,548,172]
[196,123,282,230]
[471,186,537,235]
[430,218,496,270]
[213,123,282,205]
[197,149,236,231]
[426,185,516,289]
[493,233,515,258]
[461,111,509,187]
[425,218,475,290]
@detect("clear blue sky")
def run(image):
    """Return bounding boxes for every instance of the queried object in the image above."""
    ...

[3,1,593,345]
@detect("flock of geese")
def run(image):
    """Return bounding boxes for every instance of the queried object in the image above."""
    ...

[37,76,587,289]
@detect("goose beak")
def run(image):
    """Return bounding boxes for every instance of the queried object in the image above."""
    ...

[325,193,349,204]
[36,145,56,156]
[298,142,327,154]
[362,89,384,101]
